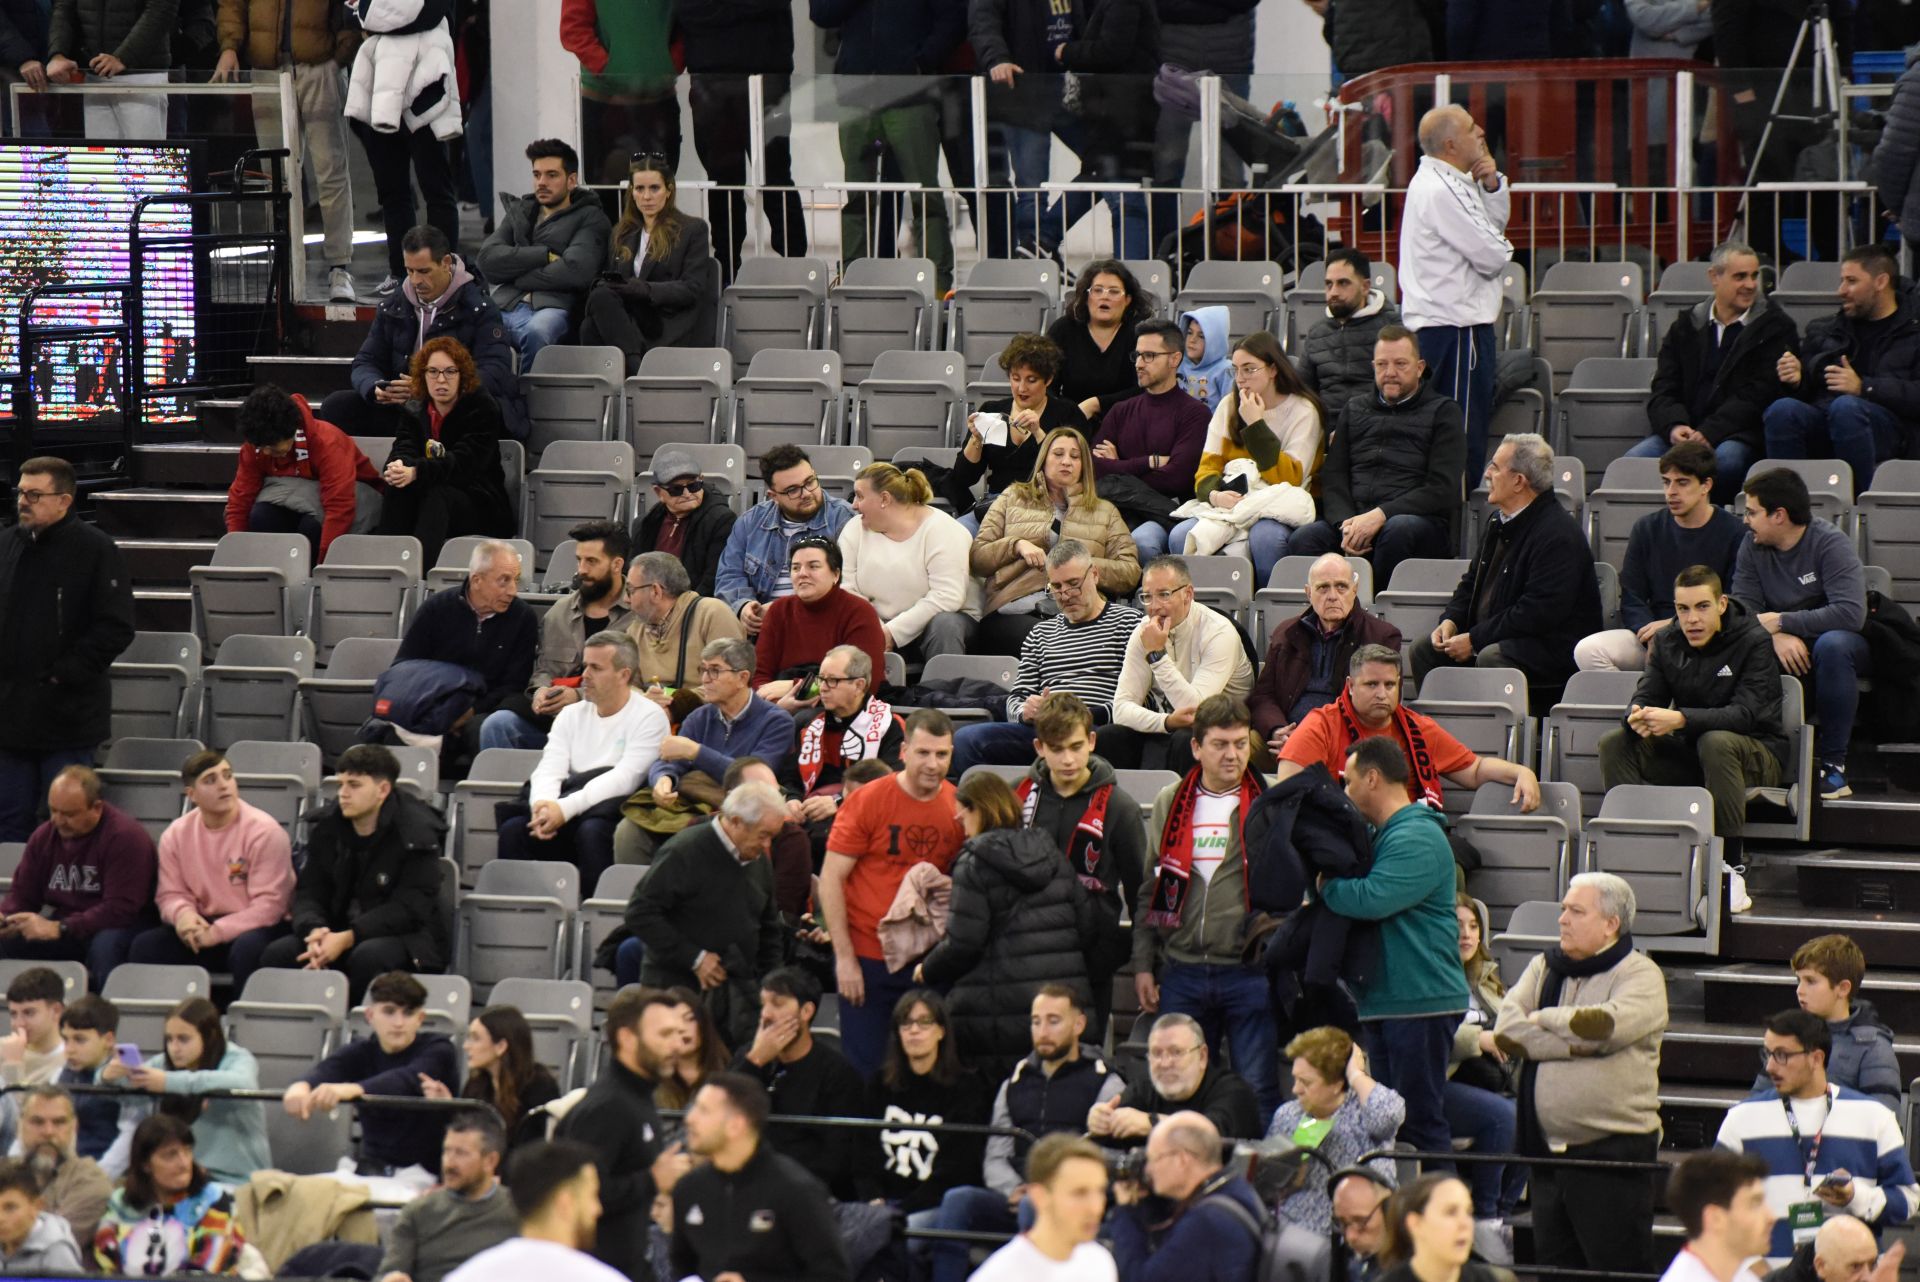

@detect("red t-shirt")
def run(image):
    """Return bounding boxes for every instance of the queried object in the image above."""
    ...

[826,774,966,961]
[1280,704,1477,803]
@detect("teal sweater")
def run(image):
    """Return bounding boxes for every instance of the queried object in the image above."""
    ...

[154,1044,271,1187]
[1318,805,1470,1020]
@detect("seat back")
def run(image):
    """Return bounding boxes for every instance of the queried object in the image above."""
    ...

[308,535,423,663]
[579,864,647,1005]
[522,344,623,457]
[663,443,751,514]
[226,968,350,1089]
[1743,675,1815,843]
[189,532,311,649]
[1773,260,1843,333]
[1118,260,1175,315]
[1586,785,1715,935]
[623,347,731,461]
[458,860,581,996]
[0,843,22,896]
[1488,900,1562,984]
[202,634,315,748]
[263,1103,354,1174]
[733,349,843,458]
[1181,555,1255,629]
[1554,358,1657,482]
[1409,667,1533,794]
[1533,266,1646,393]
[855,350,966,457]
[921,653,1019,690]
[527,441,635,574]
[1543,670,1641,817]
[489,977,596,1089]
[299,637,403,768]
[1588,456,1666,569]
[1861,460,1920,607]
[1371,559,1468,654]
[104,963,213,1053]
[99,737,203,840]
[226,738,323,829]
[828,258,939,381]
[807,445,875,502]
[452,747,546,886]
[1114,769,1180,816]
[1172,259,1285,339]
[112,631,202,742]
[1458,781,1582,930]
[949,259,1059,378]
[722,256,830,371]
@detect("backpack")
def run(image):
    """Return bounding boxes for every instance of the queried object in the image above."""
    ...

[1200,1191,1333,1282]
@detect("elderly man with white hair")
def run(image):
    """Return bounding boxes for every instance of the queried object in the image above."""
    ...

[1249,551,1403,761]
[1399,103,1513,482]
[1411,432,1605,704]
[1494,871,1670,1279]
[390,540,539,752]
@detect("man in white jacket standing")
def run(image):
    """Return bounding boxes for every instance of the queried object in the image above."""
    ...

[1399,105,1513,484]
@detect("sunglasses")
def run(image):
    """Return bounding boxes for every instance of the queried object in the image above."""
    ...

[657,480,704,497]
[631,151,670,171]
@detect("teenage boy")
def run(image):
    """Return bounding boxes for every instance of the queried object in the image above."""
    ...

[54,996,142,1177]
[282,971,456,1175]
[0,969,66,1088]
[1749,935,1902,1113]
[968,1132,1120,1282]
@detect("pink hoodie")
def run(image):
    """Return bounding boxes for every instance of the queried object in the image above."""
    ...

[156,800,296,944]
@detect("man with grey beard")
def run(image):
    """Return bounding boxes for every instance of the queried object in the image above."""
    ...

[17,1086,109,1250]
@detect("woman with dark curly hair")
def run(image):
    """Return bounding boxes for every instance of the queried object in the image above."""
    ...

[951,333,1088,528]
[377,336,516,565]
[1046,260,1157,423]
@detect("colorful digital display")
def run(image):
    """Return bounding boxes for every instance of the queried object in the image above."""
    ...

[0,142,197,424]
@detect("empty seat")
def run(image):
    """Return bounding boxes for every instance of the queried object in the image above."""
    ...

[298,637,402,767]
[306,535,422,664]
[1488,900,1560,983]
[578,864,646,1004]
[1457,781,1583,931]
[1371,559,1469,656]
[1114,769,1180,814]
[919,654,1019,724]
[1585,784,1717,942]
[225,968,350,1090]
[1172,260,1285,340]
[1409,667,1533,795]
[200,635,314,749]
[1542,670,1641,817]
[451,748,545,886]
[1487,354,1550,441]
[1747,457,1854,531]
[731,349,844,457]
[1772,260,1841,334]
[189,532,310,649]
[947,259,1060,379]
[1743,675,1815,843]
[526,442,635,574]
[520,345,623,457]
[852,350,967,457]
[1118,260,1175,316]
[1587,456,1666,570]
[1181,556,1255,630]
[104,963,212,1053]
[457,859,581,996]
[623,347,731,460]
[0,842,21,895]
[808,445,875,502]
[828,258,939,382]
[98,737,202,840]
[721,257,830,371]
[489,977,596,1089]
[1554,357,1658,484]
[263,1101,354,1175]
[1496,262,1530,350]
[1860,460,1920,606]
[423,537,538,593]
[225,739,323,830]
[111,631,201,742]
[1643,260,1712,351]
[1531,261,1646,393]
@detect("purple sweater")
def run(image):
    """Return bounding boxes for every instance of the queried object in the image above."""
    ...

[1,803,156,938]
[1089,386,1211,501]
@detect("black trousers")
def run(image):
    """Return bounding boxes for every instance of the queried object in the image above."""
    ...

[689,75,807,283]
[257,934,418,1005]
[1529,1129,1659,1275]
[378,483,499,568]
[316,390,410,438]
[580,286,662,376]
[356,120,460,277]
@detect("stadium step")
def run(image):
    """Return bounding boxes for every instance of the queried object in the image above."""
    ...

[1695,960,1920,1029]
[1659,1019,1920,1087]
[194,398,243,443]
[118,538,217,587]
[245,354,353,400]
[91,488,227,539]
[1658,1083,1753,1152]
[1793,849,1920,913]
[1722,889,1920,964]
[130,442,237,489]
[132,587,191,632]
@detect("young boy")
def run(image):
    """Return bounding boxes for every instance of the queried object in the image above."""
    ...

[0,969,66,1088]
[282,970,456,1175]
[1176,306,1234,411]
[55,996,143,1176]
[1749,934,1902,1112]
[0,1156,83,1272]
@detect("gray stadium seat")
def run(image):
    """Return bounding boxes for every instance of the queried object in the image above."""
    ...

[1587,456,1665,570]
[489,977,596,1089]
[225,739,322,831]
[1115,769,1180,815]
[1179,555,1255,631]
[424,537,538,593]
[1860,460,1920,607]
[1773,260,1841,334]
[98,737,201,841]
[1747,457,1855,532]
[520,345,623,457]
[457,859,581,997]
[1585,784,1719,946]
[919,654,1019,725]
[1531,261,1646,393]
[578,865,646,1006]
[104,963,212,1054]
[662,443,750,514]
[1488,355,1551,442]
[885,651,907,688]
[199,635,313,749]
[827,258,940,382]
[1488,900,1560,984]
[1118,259,1175,316]
[1596,560,1621,629]
[452,748,545,886]
[526,442,635,574]
[306,535,422,664]
[623,347,731,460]
[1172,259,1286,339]
[1642,260,1712,352]
[721,257,830,372]
[501,440,527,534]
[298,637,402,768]
[111,632,202,742]
[807,445,875,503]
[1554,357,1658,484]
[1743,675,1814,844]
[948,259,1060,379]
[0,843,22,895]
[263,1103,354,1175]
[1371,559,1469,661]
[852,350,967,457]
[189,532,310,649]
[1457,781,1583,931]
[1408,667,1534,793]
[224,968,350,1090]
[1496,261,1530,350]
[1542,670,1641,818]
[730,349,843,457]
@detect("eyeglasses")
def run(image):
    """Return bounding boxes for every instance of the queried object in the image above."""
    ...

[12,488,56,503]
[898,1017,941,1030]
[697,665,738,680]
[1047,569,1093,598]
[818,675,863,690]
[1142,586,1191,605]
[1147,1044,1202,1064]
[658,480,704,498]
[1132,349,1176,363]
[422,366,460,380]
[1334,1207,1384,1233]
[1758,1047,1812,1067]
[1087,285,1127,298]
[770,475,821,500]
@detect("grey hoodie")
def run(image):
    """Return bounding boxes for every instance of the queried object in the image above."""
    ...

[0,1210,82,1274]
[402,255,479,353]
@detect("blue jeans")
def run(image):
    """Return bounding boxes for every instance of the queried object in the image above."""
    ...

[841,955,920,1080]
[502,303,571,366]
[1288,514,1450,595]
[1443,1079,1528,1218]
[0,927,140,994]
[478,709,547,752]
[1168,517,1294,587]
[1000,124,1054,255]
[1364,1014,1462,1173]
[1131,521,1171,563]
[1808,628,1871,765]
[1157,962,1281,1122]
[1763,394,1904,490]
[1002,120,1150,260]
[615,936,644,988]
[0,746,96,844]
[928,1185,1030,1282]
[952,721,1037,778]
[1624,433,1754,503]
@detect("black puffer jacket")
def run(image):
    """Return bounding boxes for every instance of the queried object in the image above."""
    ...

[349,258,530,441]
[1058,0,1161,178]
[48,0,176,67]
[1628,597,1788,766]
[1247,764,1377,990]
[0,512,134,754]
[0,0,49,63]
[386,387,515,536]
[1647,295,1797,451]
[1326,0,1433,78]
[1873,45,1920,240]
[1320,381,1466,525]
[292,790,448,971]
[920,827,1097,1073]
[632,487,738,597]
[1786,279,1920,419]
[1442,489,1605,688]
[1299,291,1402,425]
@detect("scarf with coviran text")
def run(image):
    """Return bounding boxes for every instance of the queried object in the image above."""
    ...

[1333,685,1446,810]
[796,697,896,793]
[1144,767,1265,928]
[1016,775,1112,892]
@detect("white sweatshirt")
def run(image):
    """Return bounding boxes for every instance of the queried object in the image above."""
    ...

[1399,154,1513,331]
[530,692,668,820]
[1111,600,1256,734]
[838,508,983,646]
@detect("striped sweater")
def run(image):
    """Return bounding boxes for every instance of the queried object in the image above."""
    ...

[1714,1084,1917,1261]
[1005,601,1144,724]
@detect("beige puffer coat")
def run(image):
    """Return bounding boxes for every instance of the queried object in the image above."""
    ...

[970,485,1142,615]
[217,0,357,68]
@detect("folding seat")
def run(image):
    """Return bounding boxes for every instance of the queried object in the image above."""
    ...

[1179,555,1255,633]
[1541,670,1642,817]
[451,748,544,886]
[199,635,313,749]
[225,740,322,831]
[1487,355,1551,440]
[1554,357,1658,485]
[730,349,844,459]
[189,532,310,650]
[1496,262,1529,350]
[578,865,646,1006]
[1773,260,1842,334]
[1254,555,1375,648]
[1408,667,1533,794]
[456,859,581,998]
[524,540,578,611]
[807,445,874,503]
[1115,769,1180,816]
[622,348,731,460]
[1118,260,1175,316]
[500,440,527,534]
[1642,260,1712,352]
[1282,260,1328,352]
[423,537,537,594]
[526,442,634,574]
[1585,784,1720,949]
[307,535,422,663]
[264,1103,354,1175]
[489,977,596,1089]
[98,737,201,840]
[918,654,1020,725]
[298,637,401,768]
[851,350,967,457]
[1530,262,1646,394]
[1457,781,1583,930]
[111,632,201,742]
[1743,676,1815,843]
[104,963,213,1054]
[1860,460,1920,606]
[0,843,21,895]
[827,258,940,383]
[224,968,350,1089]
[1488,900,1560,984]
[1748,457,1854,534]
[658,443,750,515]
[1370,560,1469,661]
[520,345,623,457]
[721,257,830,371]
[947,259,1059,380]
[1171,260,1285,340]
[1596,561,1620,629]
[1587,456,1665,571]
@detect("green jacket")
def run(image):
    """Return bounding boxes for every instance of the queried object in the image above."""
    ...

[1318,804,1470,1020]
[1134,782,1255,971]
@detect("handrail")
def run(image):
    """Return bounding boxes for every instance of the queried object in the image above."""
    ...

[1356,1145,1670,1173]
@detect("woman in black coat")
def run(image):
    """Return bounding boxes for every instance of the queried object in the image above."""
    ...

[582,156,721,375]
[917,772,1096,1079]
[631,447,738,597]
[378,336,516,567]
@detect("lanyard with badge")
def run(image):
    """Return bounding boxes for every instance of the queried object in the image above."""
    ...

[1783,1091,1831,1245]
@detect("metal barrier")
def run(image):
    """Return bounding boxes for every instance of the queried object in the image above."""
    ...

[13,281,136,468]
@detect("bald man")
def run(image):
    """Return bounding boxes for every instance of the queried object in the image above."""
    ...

[1764,1214,1904,1282]
[1332,1171,1393,1282]
[1399,104,1513,483]
[1249,552,1403,758]
[1106,1111,1272,1282]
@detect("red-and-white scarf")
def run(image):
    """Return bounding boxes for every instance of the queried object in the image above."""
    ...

[1331,684,1446,810]
[1144,767,1265,929]
[1016,775,1113,893]
[796,696,896,793]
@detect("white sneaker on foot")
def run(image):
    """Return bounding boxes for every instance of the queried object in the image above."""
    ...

[328,267,357,303]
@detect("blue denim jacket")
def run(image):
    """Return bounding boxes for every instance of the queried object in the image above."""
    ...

[714,496,855,610]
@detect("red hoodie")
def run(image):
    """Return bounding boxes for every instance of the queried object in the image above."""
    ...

[225,395,383,560]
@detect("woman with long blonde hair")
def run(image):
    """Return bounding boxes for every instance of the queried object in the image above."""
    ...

[581,155,718,374]
[838,462,980,665]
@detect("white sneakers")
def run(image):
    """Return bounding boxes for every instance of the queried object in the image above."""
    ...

[328,268,357,304]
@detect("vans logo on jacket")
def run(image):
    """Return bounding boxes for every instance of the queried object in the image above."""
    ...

[1800,571,1820,585]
